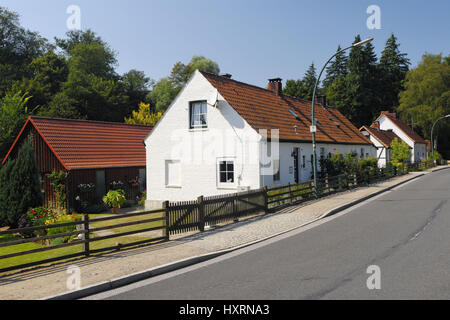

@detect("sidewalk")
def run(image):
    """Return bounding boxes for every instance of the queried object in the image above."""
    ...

[0,166,447,300]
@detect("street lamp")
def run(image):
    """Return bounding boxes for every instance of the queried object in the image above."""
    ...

[310,37,373,197]
[431,114,450,164]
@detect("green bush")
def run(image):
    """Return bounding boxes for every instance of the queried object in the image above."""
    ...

[103,189,126,208]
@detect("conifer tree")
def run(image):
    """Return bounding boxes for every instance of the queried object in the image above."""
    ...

[4,138,42,227]
[322,45,348,90]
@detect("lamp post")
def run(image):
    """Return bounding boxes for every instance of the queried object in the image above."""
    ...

[431,114,450,164]
[311,37,374,197]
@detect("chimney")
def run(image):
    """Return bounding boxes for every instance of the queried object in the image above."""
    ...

[371,121,380,130]
[268,78,282,95]
[221,73,232,79]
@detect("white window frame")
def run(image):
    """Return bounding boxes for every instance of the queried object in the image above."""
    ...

[189,101,207,129]
[217,157,236,188]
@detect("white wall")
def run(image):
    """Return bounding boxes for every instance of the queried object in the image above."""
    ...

[260,141,376,187]
[145,71,261,206]
[378,116,426,163]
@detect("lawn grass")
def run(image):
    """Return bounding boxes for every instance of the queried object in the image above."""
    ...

[0,210,166,273]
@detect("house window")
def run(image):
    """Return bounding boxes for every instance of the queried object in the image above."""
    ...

[273,159,280,181]
[165,160,181,187]
[218,159,234,185]
[302,155,306,168]
[361,148,365,159]
[190,101,207,129]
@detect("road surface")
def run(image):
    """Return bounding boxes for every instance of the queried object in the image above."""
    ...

[87,169,450,299]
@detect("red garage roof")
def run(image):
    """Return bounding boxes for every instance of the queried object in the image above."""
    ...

[200,71,372,145]
[2,116,153,170]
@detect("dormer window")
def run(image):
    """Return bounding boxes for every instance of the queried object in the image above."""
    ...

[190,101,207,129]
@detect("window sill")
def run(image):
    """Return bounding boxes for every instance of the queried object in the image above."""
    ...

[166,185,182,189]
[217,186,238,190]
[189,128,209,132]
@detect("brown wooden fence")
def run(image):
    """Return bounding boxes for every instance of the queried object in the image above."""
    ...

[0,160,435,273]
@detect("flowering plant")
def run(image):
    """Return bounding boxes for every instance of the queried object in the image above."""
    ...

[128,176,141,186]
[78,183,95,193]
[49,170,68,210]
[109,180,124,190]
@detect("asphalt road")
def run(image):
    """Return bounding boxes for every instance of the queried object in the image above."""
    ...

[90,169,450,300]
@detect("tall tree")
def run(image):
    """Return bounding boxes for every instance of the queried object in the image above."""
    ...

[378,34,410,110]
[169,55,220,87]
[302,63,318,100]
[120,69,153,117]
[398,53,450,158]
[0,91,32,158]
[331,35,379,127]
[322,45,348,90]
[0,6,48,95]
[2,138,43,227]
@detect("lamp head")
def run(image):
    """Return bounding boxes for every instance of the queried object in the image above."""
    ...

[353,37,374,47]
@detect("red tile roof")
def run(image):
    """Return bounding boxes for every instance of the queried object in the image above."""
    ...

[200,71,372,145]
[375,113,426,144]
[360,125,407,149]
[2,117,152,170]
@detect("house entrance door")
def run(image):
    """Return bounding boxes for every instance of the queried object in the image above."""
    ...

[293,148,300,184]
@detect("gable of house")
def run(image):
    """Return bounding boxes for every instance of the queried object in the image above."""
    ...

[375,112,426,146]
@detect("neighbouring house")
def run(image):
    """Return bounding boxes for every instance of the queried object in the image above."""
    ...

[360,125,410,167]
[1,116,152,211]
[144,70,375,206]
[361,111,427,165]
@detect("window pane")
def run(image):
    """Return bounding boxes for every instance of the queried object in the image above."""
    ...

[220,161,226,172]
[201,103,207,114]
[220,172,227,183]
[227,162,234,171]
[200,114,207,125]
[227,172,234,183]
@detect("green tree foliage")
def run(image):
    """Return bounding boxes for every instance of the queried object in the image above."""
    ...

[390,137,411,163]
[378,34,410,110]
[322,45,348,90]
[283,63,319,100]
[146,78,181,112]
[0,159,14,226]
[398,53,450,158]
[0,91,33,158]
[0,139,43,227]
[120,69,153,117]
[169,56,220,87]
[124,102,162,125]
[0,6,48,96]
[12,50,69,110]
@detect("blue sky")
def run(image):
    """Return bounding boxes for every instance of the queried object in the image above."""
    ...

[1,0,449,87]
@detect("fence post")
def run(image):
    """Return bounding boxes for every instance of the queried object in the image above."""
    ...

[163,200,170,240]
[198,195,205,232]
[288,182,293,204]
[263,186,268,214]
[233,193,239,223]
[82,214,90,256]
[325,175,329,193]
[338,175,342,191]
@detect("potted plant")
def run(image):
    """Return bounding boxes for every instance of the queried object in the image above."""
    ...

[102,189,126,214]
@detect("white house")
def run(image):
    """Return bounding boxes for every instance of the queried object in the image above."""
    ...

[361,111,427,166]
[144,70,375,207]
[360,125,409,167]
